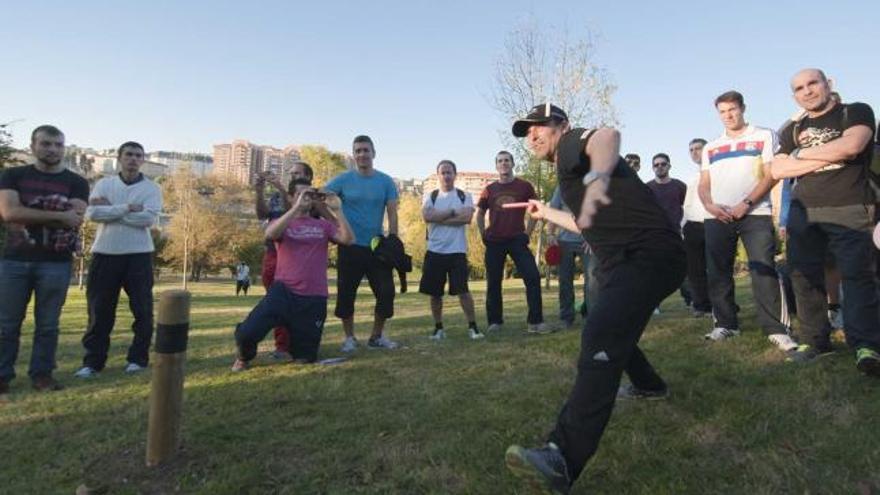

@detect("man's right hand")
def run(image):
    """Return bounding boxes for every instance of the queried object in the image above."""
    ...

[706,203,734,223]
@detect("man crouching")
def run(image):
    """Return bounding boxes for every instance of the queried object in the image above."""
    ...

[232,177,353,370]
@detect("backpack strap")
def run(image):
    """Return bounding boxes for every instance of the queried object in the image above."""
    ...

[430,189,439,205]
[455,188,466,204]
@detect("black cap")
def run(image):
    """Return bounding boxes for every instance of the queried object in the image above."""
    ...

[512,103,569,137]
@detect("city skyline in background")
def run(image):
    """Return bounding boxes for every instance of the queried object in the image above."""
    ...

[3,0,878,184]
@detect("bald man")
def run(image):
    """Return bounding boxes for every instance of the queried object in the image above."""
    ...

[771,68,880,376]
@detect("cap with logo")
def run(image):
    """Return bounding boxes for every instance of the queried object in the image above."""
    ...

[512,103,569,137]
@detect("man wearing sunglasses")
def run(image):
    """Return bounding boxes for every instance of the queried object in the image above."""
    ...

[647,153,691,310]
[75,141,163,378]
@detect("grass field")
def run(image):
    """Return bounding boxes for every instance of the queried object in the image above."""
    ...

[1,276,878,494]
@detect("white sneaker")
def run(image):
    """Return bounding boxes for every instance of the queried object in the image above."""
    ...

[124,362,146,374]
[828,309,844,329]
[367,335,399,350]
[487,323,503,333]
[340,336,359,353]
[653,308,661,315]
[74,366,98,378]
[768,333,798,352]
[469,328,485,340]
[704,327,740,341]
[429,329,446,341]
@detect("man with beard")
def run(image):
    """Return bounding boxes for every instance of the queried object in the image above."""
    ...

[0,125,89,394]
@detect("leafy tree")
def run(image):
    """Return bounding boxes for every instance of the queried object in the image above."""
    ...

[299,145,349,187]
[0,122,22,170]
[161,166,263,284]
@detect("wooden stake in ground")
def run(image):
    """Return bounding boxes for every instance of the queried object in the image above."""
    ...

[146,289,191,467]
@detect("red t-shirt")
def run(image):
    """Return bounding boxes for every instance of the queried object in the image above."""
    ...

[477,178,537,242]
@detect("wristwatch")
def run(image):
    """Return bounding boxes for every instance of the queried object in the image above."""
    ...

[742,198,754,207]
[582,171,611,187]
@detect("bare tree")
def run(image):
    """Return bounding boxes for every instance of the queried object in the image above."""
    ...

[490,19,618,195]
[488,18,618,281]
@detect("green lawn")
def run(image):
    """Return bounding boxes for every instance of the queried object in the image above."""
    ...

[1,276,878,494]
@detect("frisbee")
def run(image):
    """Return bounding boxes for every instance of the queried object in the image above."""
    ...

[873,222,880,249]
[502,202,531,209]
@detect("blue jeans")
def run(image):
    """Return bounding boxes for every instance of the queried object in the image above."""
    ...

[0,259,72,381]
[558,241,591,323]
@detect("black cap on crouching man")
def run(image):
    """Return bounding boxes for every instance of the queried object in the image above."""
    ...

[511,103,569,137]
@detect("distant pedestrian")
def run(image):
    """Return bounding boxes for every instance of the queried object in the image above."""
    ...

[235,261,250,296]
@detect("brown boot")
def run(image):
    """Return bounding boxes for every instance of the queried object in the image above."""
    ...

[0,378,9,396]
[31,374,64,392]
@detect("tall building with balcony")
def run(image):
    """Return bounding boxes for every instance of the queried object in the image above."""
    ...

[213,140,262,185]
[213,141,302,185]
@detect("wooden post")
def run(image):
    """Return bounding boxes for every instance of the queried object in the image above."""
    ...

[146,289,191,467]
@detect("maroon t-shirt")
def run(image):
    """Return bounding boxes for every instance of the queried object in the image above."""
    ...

[477,178,537,242]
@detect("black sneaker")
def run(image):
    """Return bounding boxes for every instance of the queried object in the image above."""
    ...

[617,383,668,401]
[785,344,834,363]
[856,347,880,377]
[0,378,9,396]
[505,443,572,495]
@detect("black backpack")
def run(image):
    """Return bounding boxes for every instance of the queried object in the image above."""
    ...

[425,188,467,240]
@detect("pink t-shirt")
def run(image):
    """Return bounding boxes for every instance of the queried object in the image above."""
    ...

[273,216,337,297]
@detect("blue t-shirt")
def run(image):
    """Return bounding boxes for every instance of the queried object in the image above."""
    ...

[549,187,585,244]
[325,169,398,247]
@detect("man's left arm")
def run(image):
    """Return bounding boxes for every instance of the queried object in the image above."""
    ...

[385,176,399,236]
[386,199,399,236]
[577,127,618,229]
[121,186,162,228]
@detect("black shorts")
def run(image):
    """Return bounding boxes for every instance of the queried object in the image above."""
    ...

[335,244,395,319]
[419,251,469,297]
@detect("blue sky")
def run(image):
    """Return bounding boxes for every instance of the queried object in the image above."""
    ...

[3,0,878,183]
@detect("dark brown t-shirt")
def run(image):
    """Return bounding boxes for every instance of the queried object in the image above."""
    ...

[477,178,536,242]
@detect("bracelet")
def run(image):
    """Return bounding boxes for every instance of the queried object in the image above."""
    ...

[582,171,611,187]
